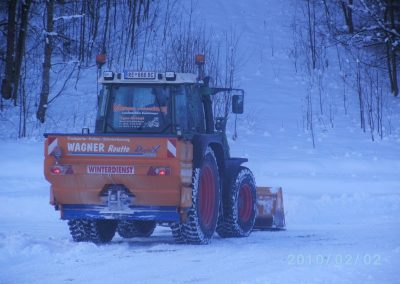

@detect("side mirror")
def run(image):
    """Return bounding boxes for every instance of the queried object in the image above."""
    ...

[232,94,244,114]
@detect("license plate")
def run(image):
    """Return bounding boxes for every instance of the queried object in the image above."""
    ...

[124,70,156,79]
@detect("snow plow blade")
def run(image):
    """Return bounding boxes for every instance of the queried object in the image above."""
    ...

[254,187,286,230]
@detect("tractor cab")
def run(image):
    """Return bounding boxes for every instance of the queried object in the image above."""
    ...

[95,70,244,140]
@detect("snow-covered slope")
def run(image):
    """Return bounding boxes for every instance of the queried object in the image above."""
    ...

[1,0,399,283]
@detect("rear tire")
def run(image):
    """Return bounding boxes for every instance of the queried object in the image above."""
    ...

[217,167,256,238]
[170,223,186,244]
[68,220,88,242]
[117,220,156,238]
[86,220,117,244]
[172,147,220,244]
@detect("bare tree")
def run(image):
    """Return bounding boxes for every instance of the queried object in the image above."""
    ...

[12,0,32,106]
[384,0,399,96]
[37,0,54,123]
[1,0,17,101]
[306,0,317,71]
[101,0,110,54]
[340,0,354,33]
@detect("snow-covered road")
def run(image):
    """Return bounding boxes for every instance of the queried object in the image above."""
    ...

[1,141,399,284]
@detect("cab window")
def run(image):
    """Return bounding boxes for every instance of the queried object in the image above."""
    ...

[173,85,205,133]
[105,85,171,133]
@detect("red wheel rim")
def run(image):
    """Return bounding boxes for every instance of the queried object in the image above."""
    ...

[238,184,252,223]
[198,165,215,230]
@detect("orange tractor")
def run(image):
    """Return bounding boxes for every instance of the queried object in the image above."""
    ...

[44,56,285,244]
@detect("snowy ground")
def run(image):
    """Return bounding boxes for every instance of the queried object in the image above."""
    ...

[1,0,400,283]
[0,140,399,284]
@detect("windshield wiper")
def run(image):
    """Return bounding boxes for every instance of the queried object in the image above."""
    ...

[136,119,147,131]
[154,92,167,126]
[152,91,172,133]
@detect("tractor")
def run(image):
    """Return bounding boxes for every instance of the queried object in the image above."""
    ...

[44,55,285,244]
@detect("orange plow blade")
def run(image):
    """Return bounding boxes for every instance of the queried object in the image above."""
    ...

[254,187,286,230]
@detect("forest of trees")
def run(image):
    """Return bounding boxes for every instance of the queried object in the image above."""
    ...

[292,0,399,145]
[0,0,398,140]
[0,0,239,137]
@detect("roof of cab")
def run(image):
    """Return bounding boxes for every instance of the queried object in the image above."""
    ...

[98,72,199,84]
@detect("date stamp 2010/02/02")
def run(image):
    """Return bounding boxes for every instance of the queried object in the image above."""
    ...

[287,254,382,266]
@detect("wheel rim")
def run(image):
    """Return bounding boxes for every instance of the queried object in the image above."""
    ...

[238,184,252,223]
[198,164,216,230]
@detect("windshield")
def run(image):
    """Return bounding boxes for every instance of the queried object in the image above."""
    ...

[105,85,171,133]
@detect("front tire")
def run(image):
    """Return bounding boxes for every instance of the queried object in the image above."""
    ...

[217,167,257,238]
